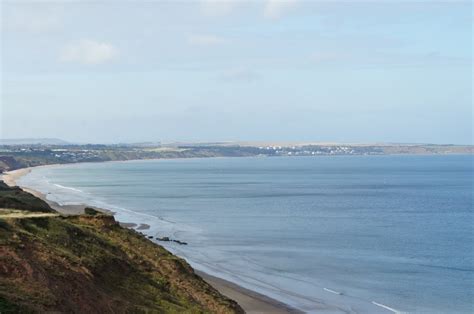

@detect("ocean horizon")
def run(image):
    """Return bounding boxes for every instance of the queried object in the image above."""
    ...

[17,155,474,313]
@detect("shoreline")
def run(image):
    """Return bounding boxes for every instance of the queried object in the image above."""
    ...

[197,271,303,314]
[1,166,115,216]
[1,165,299,313]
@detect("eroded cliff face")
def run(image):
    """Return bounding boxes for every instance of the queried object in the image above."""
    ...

[0,184,243,314]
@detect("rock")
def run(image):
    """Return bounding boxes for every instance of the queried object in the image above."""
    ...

[172,240,188,245]
[156,236,187,245]
[148,236,153,239]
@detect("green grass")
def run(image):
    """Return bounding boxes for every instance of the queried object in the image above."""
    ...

[0,182,54,213]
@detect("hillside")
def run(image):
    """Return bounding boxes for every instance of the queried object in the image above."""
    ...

[0,183,243,313]
[0,182,54,213]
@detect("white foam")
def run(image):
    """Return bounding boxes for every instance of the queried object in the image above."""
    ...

[324,287,342,295]
[53,183,84,193]
[372,301,402,313]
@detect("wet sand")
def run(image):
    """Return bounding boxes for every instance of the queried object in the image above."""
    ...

[2,167,113,216]
[1,165,297,313]
[197,271,302,314]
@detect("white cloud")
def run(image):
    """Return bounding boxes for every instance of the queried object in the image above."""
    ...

[59,40,119,65]
[200,0,298,20]
[188,34,227,46]
[4,5,63,33]
[263,0,298,19]
[200,0,240,16]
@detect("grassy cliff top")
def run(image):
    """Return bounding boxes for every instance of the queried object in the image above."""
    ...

[0,182,53,213]
[0,183,243,313]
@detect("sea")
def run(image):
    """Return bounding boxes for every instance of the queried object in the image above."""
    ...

[16,155,473,313]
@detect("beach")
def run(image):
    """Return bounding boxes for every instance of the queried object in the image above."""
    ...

[197,272,302,314]
[2,167,113,216]
[1,166,298,314]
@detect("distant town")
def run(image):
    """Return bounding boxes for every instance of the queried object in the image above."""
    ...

[0,139,472,173]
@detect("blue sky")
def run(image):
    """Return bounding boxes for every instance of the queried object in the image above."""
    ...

[1,0,472,144]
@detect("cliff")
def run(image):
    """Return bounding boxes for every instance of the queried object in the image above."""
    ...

[0,183,243,313]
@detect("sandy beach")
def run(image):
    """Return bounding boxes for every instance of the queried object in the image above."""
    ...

[1,166,298,313]
[2,167,113,216]
[198,272,302,314]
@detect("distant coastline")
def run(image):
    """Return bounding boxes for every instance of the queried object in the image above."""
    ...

[1,142,472,174]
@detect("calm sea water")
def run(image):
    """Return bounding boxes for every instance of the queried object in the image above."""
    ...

[17,155,473,313]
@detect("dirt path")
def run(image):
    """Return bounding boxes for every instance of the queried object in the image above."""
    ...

[0,210,59,219]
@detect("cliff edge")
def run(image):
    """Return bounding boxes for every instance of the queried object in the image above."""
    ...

[0,182,243,313]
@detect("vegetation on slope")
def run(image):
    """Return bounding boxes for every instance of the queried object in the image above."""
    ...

[0,182,53,213]
[0,183,243,313]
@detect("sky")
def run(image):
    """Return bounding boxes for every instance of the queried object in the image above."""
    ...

[1,0,472,144]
